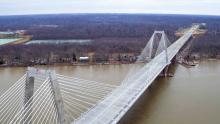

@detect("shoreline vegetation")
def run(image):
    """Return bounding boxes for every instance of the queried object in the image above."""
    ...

[1,58,219,68]
[0,53,218,68]
[0,61,136,67]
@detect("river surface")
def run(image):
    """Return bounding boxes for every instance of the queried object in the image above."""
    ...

[0,60,220,124]
[0,38,20,45]
[25,39,93,45]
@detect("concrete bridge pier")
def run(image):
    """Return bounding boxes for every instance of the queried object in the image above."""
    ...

[161,56,177,77]
[160,65,170,77]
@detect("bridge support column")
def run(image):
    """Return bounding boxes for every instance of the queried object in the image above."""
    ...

[161,61,176,77]
[49,71,67,124]
[23,69,35,124]
[164,65,169,77]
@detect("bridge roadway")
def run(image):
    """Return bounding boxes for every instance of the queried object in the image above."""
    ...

[74,25,200,124]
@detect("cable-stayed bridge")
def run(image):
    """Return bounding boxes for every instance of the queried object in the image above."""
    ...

[0,24,201,124]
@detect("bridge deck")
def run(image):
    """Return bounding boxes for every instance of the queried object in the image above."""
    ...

[74,25,199,124]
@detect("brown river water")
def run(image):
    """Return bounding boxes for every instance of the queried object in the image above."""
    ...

[0,60,220,124]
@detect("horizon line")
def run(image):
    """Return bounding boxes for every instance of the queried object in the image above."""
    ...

[0,12,220,17]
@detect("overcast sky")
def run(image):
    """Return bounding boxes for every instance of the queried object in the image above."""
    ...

[0,0,220,16]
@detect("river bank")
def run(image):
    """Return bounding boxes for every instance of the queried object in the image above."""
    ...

[1,57,219,68]
[0,61,138,68]
[0,58,219,68]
